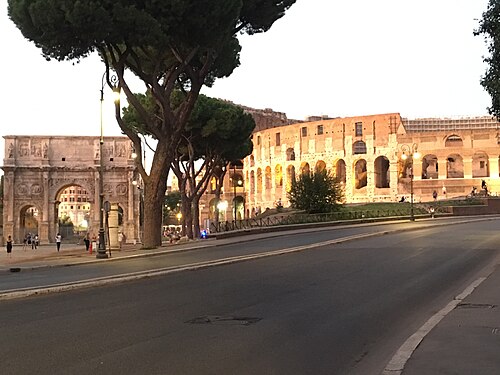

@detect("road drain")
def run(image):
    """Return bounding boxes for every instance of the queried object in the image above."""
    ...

[186,315,261,326]
[456,303,497,309]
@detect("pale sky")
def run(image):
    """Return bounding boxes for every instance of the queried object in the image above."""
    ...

[0,0,493,170]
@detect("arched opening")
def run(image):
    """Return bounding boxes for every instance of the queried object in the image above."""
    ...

[335,159,347,184]
[56,184,92,241]
[315,160,326,173]
[300,162,310,176]
[354,159,367,189]
[286,147,295,161]
[353,141,367,155]
[19,205,40,242]
[265,166,272,190]
[472,151,489,178]
[249,154,255,167]
[445,135,463,147]
[232,196,245,220]
[447,154,464,178]
[421,154,438,179]
[250,170,255,194]
[256,168,263,193]
[275,164,283,187]
[374,156,390,188]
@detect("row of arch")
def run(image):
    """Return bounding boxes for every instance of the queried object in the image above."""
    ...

[246,152,498,194]
[246,156,390,193]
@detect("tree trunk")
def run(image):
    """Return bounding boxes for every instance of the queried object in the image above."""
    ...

[183,197,194,239]
[141,145,170,249]
[192,195,201,238]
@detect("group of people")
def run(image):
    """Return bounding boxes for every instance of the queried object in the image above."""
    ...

[5,232,62,257]
[469,180,488,197]
[164,228,181,243]
[22,233,39,250]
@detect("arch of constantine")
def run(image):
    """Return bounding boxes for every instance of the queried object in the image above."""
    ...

[242,113,500,214]
[2,136,140,244]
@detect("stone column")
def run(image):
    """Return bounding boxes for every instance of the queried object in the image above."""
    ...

[438,157,447,179]
[490,156,499,178]
[108,203,120,250]
[463,158,473,179]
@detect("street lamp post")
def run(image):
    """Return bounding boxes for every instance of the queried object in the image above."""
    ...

[232,163,243,222]
[400,143,420,221]
[97,72,119,259]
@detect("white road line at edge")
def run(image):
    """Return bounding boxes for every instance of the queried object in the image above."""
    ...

[381,276,488,375]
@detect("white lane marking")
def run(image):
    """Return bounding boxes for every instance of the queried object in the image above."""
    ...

[382,276,488,374]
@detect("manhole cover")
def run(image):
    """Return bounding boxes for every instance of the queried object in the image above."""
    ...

[186,315,261,326]
[456,303,497,309]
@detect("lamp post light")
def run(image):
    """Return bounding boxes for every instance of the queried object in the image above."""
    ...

[97,71,119,259]
[400,143,421,221]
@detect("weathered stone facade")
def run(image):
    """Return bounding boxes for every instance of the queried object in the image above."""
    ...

[1,136,139,244]
[243,113,500,213]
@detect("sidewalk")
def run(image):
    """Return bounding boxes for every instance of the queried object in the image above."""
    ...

[0,239,213,271]
[402,264,500,374]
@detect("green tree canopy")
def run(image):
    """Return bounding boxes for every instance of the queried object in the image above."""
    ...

[8,0,295,248]
[287,170,345,214]
[476,1,500,118]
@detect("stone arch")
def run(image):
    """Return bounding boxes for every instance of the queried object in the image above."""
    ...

[18,204,41,242]
[286,147,295,161]
[275,164,283,187]
[2,136,138,244]
[353,141,367,155]
[354,159,367,189]
[472,151,489,178]
[300,162,310,175]
[445,134,463,147]
[250,170,255,194]
[232,195,245,220]
[208,198,218,221]
[447,154,464,178]
[315,160,326,173]
[55,183,93,241]
[265,166,272,190]
[374,156,390,188]
[249,154,255,167]
[256,168,263,193]
[421,154,438,179]
[334,159,347,184]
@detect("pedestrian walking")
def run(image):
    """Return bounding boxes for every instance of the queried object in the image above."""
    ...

[118,232,123,250]
[432,190,438,201]
[55,233,62,252]
[22,234,27,251]
[6,235,13,258]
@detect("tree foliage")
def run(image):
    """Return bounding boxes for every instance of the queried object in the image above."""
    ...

[476,1,500,118]
[8,0,295,248]
[287,170,344,214]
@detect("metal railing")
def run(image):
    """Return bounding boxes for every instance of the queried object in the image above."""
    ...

[210,207,429,233]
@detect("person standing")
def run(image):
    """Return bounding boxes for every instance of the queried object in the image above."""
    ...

[6,235,13,258]
[22,235,27,251]
[55,233,62,252]
[83,234,90,252]
[32,234,39,250]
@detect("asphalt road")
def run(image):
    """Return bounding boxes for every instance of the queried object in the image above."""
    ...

[0,218,498,374]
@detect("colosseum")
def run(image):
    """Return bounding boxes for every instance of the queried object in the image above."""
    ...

[237,110,500,217]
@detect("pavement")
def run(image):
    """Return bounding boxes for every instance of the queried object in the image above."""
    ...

[1,229,500,375]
